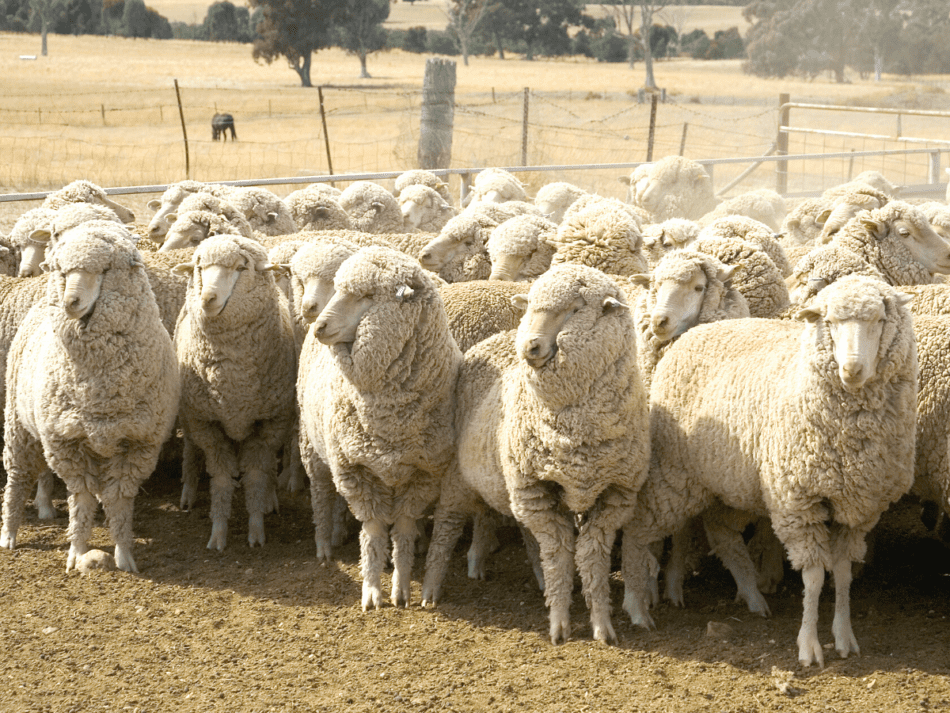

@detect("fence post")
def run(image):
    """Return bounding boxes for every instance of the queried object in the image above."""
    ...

[679,122,688,156]
[460,171,473,206]
[929,151,941,186]
[776,93,790,195]
[418,58,456,170]
[521,87,529,166]
[101,104,106,126]
[318,86,334,183]
[174,79,190,180]
[646,93,658,162]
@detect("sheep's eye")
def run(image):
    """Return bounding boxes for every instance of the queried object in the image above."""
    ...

[237,264,248,272]
[694,284,704,293]
[898,228,910,237]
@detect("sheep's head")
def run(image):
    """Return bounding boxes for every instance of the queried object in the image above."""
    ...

[785,245,885,306]
[291,240,358,324]
[399,185,440,229]
[175,234,273,318]
[859,202,950,276]
[487,215,556,282]
[420,215,486,275]
[797,275,911,391]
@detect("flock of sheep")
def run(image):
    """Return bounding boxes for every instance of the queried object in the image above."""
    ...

[0,157,949,669]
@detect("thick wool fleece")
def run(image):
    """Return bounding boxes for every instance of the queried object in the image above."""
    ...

[423,214,495,283]
[785,244,886,306]
[640,218,701,269]
[422,264,650,644]
[780,197,830,265]
[1,227,178,571]
[439,280,527,352]
[623,276,916,664]
[817,186,890,243]
[633,250,749,392]
[175,234,296,549]
[223,187,296,237]
[534,182,587,223]
[486,214,557,282]
[399,184,458,233]
[550,204,648,276]
[297,246,461,606]
[41,180,135,223]
[910,314,950,521]
[690,236,790,318]
[625,156,718,222]
[339,181,406,234]
[469,168,526,204]
[147,180,208,238]
[698,189,787,232]
[285,188,355,231]
[287,238,360,348]
[699,215,792,276]
[899,283,950,317]
[394,169,452,205]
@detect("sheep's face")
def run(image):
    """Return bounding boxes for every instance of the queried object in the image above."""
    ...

[419,228,480,273]
[489,251,526,282]
[871,210,950,275]
[93,194,135,225]
[400,197,426,229]
[648,265,711,343]
[18,239,47,277]
[297,275,336,323]
[515,294,585,369]
[62,268,104,320]
[312,288,376,347]
[161,216,209,252]
[147,204,176,241]
[196,258,248,317]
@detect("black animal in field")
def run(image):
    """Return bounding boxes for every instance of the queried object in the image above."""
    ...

[211,113,237,142]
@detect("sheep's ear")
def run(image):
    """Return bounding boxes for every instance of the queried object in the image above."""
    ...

[38,260,51,273]
[129,253,144,269]
[617,176,631,186]
[173,261,195,275]
[267,211,279,222]
[511,294,529,312]
[894,292,913,308]
[370,201,385,214]
[29,229,52,244]
[861,216,884,237]
[630,273,651,288]
[717,264,740,284]
[602,296,627,314]
[772,231,785,240]
[816,209,833,226]
[795,306,823,323]
[396,284,414,301]
[165,212,178,225]
[265,263,291,279]
[314,207,329,218]
[147,199,161,210]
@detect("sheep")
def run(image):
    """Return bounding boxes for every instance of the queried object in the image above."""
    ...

[418,213,500,283]
[439,280,527,352]
[268,240,306,306]
[224,187,297,237]
[698,215,792,277]
[780,197,831,267]
[298,246,461,608]
[690,235,790,318]
[629,250,748,392]
[0,235,15,278]
[421,264,650,644]
[41,179,135,224]
[621,156,718,222]
[561,194,647,228]
[8,207,57,277]
[549,203,648,277]
[0,223,179,573]
[146,180,209,241]
[339,181,406,234]
[174,234,296,550]
[785,244,886,306]
[16,203,124,278]
[284,187,355,232]
[640,219,701,269]
[486,214,557,282]
[466,167,526,205]
[533,182,587,223]
[816,186,890,244]
[699,189,787,232]
[919,201,950,243]
[398,184,458,233]
[830,201,950,285]
[286,238,359,349]
[823,170,898,200]
[159,209,255,252]
[394,169,452,205]
[622,275,917,667]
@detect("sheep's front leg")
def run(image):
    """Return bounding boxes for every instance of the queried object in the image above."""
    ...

[301,431,336,562]
[34,469,57,520]
[421,482,475,607]
[189,422,238,551]
[390,514,418,608]
[65,488,98,572]
[360,518,389,611]
[830,524,868,660]
[468,507,501,581]
[621,525,660,631]
[520,510,575,644]
[703,506,770,617]
[797,563,825,667]
[1,422,46,549]
[179,433,201,512]
[240,420,287,548]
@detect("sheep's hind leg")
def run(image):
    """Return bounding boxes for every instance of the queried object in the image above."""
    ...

[797,564,826,667]
[360,518,389,610]
[301,430,335,562]
[1,423,45,549]
[34,469,57,520]
[240,424,284,548]
[421,485,473,607]
[102,493,138,573]
[179,433,201,512]
[468,507,501,580]
[191,424,238,551]
[703,506,770,617]
[390,514,418,607]
[65,488,98,572]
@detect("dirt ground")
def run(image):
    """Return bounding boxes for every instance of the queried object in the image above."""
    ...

[0,461,948,713]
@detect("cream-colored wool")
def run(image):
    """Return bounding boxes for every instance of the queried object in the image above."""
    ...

[561,194,645,228]
[287,238,360,349]
[689,235,790,318]
[422,264,650,644]
[339,181,406,234]
[298,246,461,609]
[533,182,587,223]
[640,218,700,270]
[623,276,917,667]
[785,244,886,306]
[822,171,898,200]
[398,184,458,233]
[159,209,255,252]
[780,197,830,267]
[223,187,297,237]
[622,156,718,222]
[439,280,527,352]
[394,169,452,205]
[285,187,355,232]
[0,224,179,573]
[549,203,648,276]
[698,189,787,232]
[486,214,557,282]
[41,179,135,224]
[146,180,209,240]
[174,234,296,551]
[698,215,792,277]
[816,186,890,243]
[467,167,526,204]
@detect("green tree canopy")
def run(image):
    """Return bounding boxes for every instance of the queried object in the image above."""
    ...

[334,0,388,78]
[250,0,345,87]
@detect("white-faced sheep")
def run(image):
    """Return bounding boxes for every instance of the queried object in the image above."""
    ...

[486,214,557,282]
[298,246,461,608]
[621,156,718,222]
[823,171,898,200]
[690,235,790,318]
[419,213,499,283]
[699,189,787,233]
[780,197,831,267]
[174,234,297,550]
[816,186,890,244]
[339,181,406,234]
[0,223,179,572]
[422,264,650,644]
[158,208,255,252]
[785,243,886,306]
[640,219,701,269]
[41,180,135,224]
[398,184,458,233]
[394,169,452,205]
[549,203,648,276]
[533,182,587,223]
[15,203,124,278]
[699,215,792,277]
[466,167,526,205]
[622,275,917,667]
[146,180,209,240]
[224,187,297,237]
[284,187,355,232]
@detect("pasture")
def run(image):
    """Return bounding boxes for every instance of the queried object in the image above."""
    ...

[0,24,948,713]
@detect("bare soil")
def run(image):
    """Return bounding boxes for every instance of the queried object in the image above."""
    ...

[1,463,948,713]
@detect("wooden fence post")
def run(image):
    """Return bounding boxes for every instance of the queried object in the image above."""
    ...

[418,58,456,170]
[318,86,334,183]
[174,79,190,180]
[522,87,529,166]
[679,122,688,156]
[776,93,790,195]
[646,94,658,162]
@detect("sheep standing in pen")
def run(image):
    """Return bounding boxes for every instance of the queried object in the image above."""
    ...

[146,180,209,241]
[339,181,407,234]
[698,189,787,232]
[621,156,718,222]
[533,182,587,223]
[640,219,700,270]
[816,186,890,243]
[0,224,179,572]
[394,169,452,205]
[549,203,648,276]
[439,280,527,353]
[422,264,650,643]
[284,187,355,232]
[41,179,136,225]
[465,167,526,205]
[298,246,461,608]
[486,214,557,282]
[174,235,296,550]
[699,215,792,277]
[398,184,458,233]
[622,275,917,667]
[158,209,255,252]
[779,197,831,267]
[15,203,125,278]
[784,244,887,306]
[220,187,296,237]
[690,235,790,318]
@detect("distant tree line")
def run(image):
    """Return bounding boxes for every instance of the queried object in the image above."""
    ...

[0,0,171,39]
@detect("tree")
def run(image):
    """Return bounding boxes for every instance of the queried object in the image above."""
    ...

[249,0,345,87]
[205,0,255,41]
[600,0,668,84]
[121,0,151,37]
[443,0,488,66]
[334,0,388,78]
[30,0,66,55]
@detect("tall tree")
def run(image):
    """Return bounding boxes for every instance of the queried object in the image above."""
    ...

[249,0,345,87]
[335,0,388,78]
[601,0,668,83]
[443,0,488,66]
[121,0,151,37]
[30,0,66,55]
[205,0,255,41]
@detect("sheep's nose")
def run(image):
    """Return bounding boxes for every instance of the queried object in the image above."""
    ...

[653,315,669,330]
[314,319,328,338]
[841,362,863,383]
[526,339,542,358]
[420,250,432,262]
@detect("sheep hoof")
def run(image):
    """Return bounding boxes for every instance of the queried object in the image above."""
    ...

[314,539,332,563]
[361,583,382,611]
[180,485,197,512]
[66,544,87,572]
[592,620,617,645]
[113,545,139,573]
[0,530,16,550]
[247,514,266,547]
[207,521,228,551]
[797,631,825,668]
[622,592,656,630]
[36,503,57,520]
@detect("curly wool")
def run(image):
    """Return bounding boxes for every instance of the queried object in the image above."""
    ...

[785,244,886,306]
[691,235,790,318]
[699,215,791,276]
[440,280,527,352]
[549,203,647,276]
[780,197,829,264]
[624,156,718,222]
[911,314,950,521]
[640,218,700,269]
[533,182,587,223]
[699,189,787,232]
[486,214,557,281]
[394,169,452,205]
[339,181,406,234]
[160,209,255,251]
[817,186,890,243]
[562,194,645,228]
[468,168,526,204]
[398,184,458,233]
[41,180,135,224]
[223,187,297,237]
[287,238,360,347]
[146,180,208,239]
[285,187,355,231]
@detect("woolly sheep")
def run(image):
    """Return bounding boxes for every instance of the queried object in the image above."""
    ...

[299,246,461,608]
[284,187,355,232]
[41,179,135,224]
[830,201,950,285]
[823,171,898,200]
[159,208,255,252]
[421,264,650,644]
[780,197,830,267]
[698,189,787,232]
[621,156,718,222]
[533,182,587,223]
[561,194,647,228]
[817,186,890,244]
[486,214,557,282]
[287,238,360,349]
[16,203,124,278]
[439,280,527,352]
[8,207,57,277]
[466,167,526,205]
[919,201,950,243]
[394,169,452,205]
[398,184,458,233]
[640,218,701,269]
[549,203,648,277]
[146,180,208,241]
[339,181,406,234]
[0,223,179,572]
[418,211,504,283]
[630,250,748,392]
[225,187,297,237]
[699,215,792,277]
[174,234,296,550]
[785,243,886,306]
[690,235,790,318]
[622,275,917,667]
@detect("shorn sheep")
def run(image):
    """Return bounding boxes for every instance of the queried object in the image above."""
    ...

[421,264,650,644]
[622,275,917,667]
[298,246,462,609]
[174,234,296,550]
[0,223,179,572]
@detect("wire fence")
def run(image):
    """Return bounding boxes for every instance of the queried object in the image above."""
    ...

[1,83,949,203]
